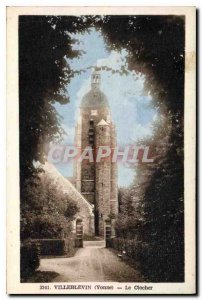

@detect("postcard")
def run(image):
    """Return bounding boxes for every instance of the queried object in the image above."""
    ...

[7,6,196,294]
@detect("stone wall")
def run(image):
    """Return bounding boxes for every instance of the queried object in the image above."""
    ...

[95,122,111,236]
[74,104,118,237]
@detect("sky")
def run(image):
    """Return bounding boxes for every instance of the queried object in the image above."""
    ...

[53,28,158,187]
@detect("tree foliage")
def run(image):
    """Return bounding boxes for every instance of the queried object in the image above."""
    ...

[116,116,184,281]
[19,16,87,183]
[20,175,79,240]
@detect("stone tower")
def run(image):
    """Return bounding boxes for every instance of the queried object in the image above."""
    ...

[74,69,118,237]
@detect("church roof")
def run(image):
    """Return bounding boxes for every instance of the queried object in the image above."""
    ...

[80,89,109,108]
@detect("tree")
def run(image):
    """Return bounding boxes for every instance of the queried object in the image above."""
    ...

[20,175,79,240]
[19,16,87,184]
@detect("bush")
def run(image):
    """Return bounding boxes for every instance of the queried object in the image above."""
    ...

[110,237,148,261]
[33,237,76,256]
[21,212,74,240]
[20,240,40,279]
[20,176,79,241]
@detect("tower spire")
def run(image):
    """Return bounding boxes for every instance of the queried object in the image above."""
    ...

[91,68,101,89]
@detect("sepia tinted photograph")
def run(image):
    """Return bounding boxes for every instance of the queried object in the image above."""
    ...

[7,6,196,294]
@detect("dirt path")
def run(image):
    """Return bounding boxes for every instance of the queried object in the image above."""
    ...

[39,241,143,282]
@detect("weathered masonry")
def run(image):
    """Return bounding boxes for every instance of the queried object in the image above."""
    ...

[74,69,118,237]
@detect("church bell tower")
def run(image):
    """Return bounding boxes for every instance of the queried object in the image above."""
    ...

[74,69,118,237]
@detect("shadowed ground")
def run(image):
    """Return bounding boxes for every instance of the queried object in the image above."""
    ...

[38,241,144,282]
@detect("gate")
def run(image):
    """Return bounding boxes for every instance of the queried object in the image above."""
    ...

[105,218,111,248]
[75,218,83,248]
